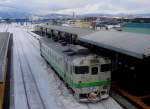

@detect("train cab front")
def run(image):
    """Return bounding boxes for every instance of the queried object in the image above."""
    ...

[72,56,111,102]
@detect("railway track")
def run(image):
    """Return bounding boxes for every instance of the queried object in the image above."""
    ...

[21,30,39,50]
[14,29,46,109]
[0,24,9,32]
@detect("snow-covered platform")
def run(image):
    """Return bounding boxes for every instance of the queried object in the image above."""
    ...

[9,24,123,109]
[0,32,11,82]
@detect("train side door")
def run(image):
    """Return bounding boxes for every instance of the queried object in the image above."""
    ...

[100,63,111,81]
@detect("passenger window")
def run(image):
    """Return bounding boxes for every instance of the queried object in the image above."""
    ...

[91,67,98,75]
[101,64,111,72]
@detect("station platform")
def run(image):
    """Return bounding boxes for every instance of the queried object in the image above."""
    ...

[0,32,12,109]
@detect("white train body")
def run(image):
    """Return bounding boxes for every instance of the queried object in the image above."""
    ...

[39,38,111,102]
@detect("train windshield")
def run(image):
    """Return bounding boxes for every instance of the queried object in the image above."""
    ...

[75,66,89,74]
[101,64,111,72]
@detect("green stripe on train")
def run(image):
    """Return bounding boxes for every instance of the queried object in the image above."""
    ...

[42,50,111,88]
[73,80,111,88]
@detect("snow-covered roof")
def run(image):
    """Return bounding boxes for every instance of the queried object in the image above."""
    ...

[79,30,150,59]
[38,24,95,37]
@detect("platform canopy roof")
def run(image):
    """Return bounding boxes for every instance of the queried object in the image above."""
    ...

[38,24,95,37]
[79,30,150,59]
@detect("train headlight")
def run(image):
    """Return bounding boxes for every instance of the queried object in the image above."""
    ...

[101,91,106,95]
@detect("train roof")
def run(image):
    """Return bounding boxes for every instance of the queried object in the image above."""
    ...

[0,32,11,82]
[37,24,95,37]
[79,30,150,59]
[40,37,92,61]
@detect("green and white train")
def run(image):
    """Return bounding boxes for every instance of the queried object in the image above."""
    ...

[39,38,111,102]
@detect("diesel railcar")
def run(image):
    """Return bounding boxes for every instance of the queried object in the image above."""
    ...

[39,38,111,102]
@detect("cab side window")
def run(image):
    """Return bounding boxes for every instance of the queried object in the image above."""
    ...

[91,67,98,75]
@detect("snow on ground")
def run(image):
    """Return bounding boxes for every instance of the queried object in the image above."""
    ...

[0,23,9,32]
[7,23,123,109]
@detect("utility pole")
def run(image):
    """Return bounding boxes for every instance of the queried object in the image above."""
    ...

[73,11,75,19]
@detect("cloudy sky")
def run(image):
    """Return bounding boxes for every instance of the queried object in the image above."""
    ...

[0,0,150,15]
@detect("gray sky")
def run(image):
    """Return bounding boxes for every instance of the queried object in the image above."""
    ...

[0,0,150,15]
